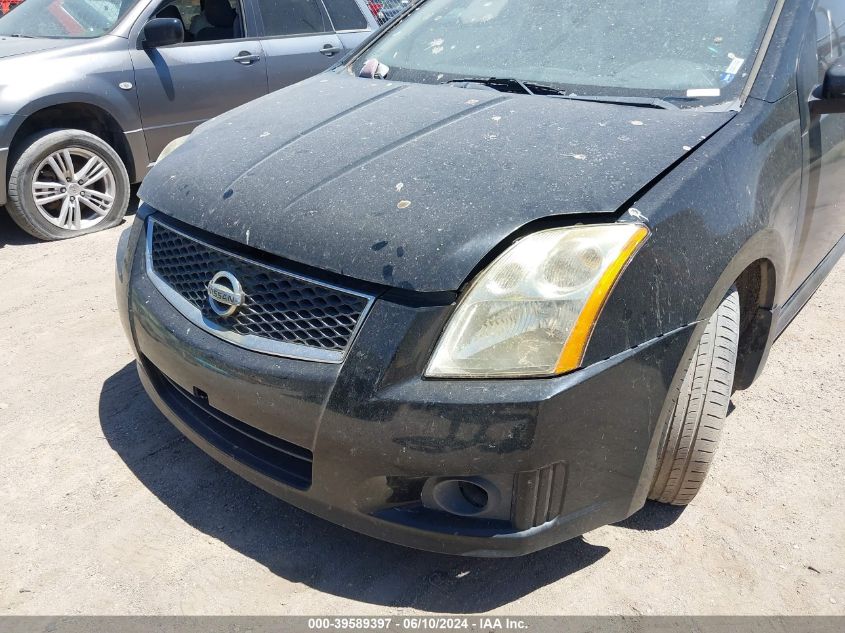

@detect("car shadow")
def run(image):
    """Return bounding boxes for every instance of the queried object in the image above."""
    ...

[0,207,40,246]
[613,502,685,531]
[99,363,610,612]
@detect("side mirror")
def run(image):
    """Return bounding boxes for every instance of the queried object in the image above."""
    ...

[811,55,845,115]
[142,18,184,48]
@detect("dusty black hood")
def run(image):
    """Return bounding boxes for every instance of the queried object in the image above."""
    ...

[141,75,732,293]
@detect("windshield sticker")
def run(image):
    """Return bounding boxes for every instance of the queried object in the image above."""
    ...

[720,55,746,84]
[687,88,721,97]
[726,56,746,75]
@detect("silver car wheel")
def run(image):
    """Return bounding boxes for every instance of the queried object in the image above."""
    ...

[31,147,116,231]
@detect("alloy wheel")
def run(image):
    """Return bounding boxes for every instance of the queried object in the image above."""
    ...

[31,147,116,231]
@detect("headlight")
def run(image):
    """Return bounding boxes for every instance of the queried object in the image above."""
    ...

[426,223,649,378]
[157,135,189,162]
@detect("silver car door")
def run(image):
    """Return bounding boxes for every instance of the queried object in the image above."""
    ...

[130,0,269,161]
[253,0,343,91]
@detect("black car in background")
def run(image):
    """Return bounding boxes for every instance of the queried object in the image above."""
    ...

[117,0,845,556]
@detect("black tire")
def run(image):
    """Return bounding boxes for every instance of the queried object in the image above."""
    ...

[5,129,130,241]
[649,287,740,505]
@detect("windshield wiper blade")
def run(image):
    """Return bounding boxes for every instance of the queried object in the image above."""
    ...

[444,77,565,96]
[548,94,680,110]
[443,79,678,109]
[443,78,680,109]
[8,33,37,38]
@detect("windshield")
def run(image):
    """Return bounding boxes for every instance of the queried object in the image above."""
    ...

[0,0,136,39]
[350,0,778,105]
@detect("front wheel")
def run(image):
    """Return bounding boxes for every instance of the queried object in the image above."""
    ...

[649,287,740,505]
[5,129,130,241]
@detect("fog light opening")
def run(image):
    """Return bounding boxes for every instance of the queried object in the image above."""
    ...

[458,480,488,509]
[431,478,498,517]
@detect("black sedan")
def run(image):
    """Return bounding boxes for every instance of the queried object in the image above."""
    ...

[116,0,845,556]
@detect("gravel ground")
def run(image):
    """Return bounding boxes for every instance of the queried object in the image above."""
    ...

[0,209,843,615]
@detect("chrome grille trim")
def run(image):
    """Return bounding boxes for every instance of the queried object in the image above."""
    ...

[144,217,375,363]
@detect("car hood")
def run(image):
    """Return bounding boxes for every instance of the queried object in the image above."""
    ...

[141,75,733,293]
[0,36,76,59]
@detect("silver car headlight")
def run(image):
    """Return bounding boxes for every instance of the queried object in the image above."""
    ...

[426,223,649,378]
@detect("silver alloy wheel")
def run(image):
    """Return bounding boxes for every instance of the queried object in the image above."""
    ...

[31,147,116,231]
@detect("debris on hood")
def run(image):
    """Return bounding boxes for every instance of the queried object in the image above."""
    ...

[359,58,390,79]
[141,76,733,293]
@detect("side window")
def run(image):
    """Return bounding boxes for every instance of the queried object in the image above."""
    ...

[323,0,368,31]
[255,0,330,37]
[156,0,202,28]
[816,2,845,81]
[155,0,246,42]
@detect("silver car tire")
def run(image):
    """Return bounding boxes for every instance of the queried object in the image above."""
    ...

[5,129,130,241]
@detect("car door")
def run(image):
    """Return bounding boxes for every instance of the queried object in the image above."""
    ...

[130,0,269,161]
[323,0,377,52]
[790,0,845,291]
[252,0,348,91]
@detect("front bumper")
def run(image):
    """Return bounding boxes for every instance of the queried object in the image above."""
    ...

[117,214,696,557]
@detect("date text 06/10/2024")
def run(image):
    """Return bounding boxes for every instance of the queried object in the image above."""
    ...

[306,618,529,630]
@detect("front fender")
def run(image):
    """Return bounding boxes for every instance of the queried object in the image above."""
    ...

[585,94,802,370]
[0,36,147,186]
[0,37,139,130]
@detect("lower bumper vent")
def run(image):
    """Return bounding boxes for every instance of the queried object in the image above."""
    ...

[511,462,567,530]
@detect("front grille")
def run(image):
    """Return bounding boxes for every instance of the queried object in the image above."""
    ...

[146,218,373,362]
[144,357,313,490]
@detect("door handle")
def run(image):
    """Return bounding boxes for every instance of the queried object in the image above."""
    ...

[233,51,261,65]
[320,44,342,57]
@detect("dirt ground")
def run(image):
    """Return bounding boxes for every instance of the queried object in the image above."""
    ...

[0,208,843,616]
